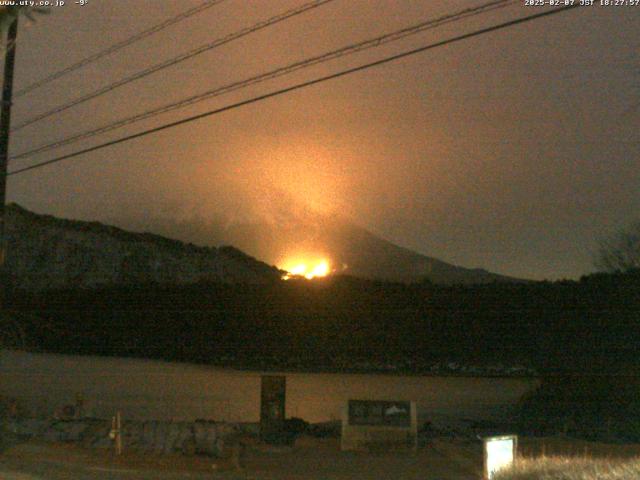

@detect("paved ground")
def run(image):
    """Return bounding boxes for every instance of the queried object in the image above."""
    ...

[4,434,640,480]
[0,437,483,480]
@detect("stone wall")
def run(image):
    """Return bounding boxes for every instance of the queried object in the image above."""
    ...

[6,418,252,456]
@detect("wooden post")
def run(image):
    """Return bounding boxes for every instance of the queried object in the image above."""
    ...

[0,15,18,308]
[111,411,123,455]
[115,411,122,455]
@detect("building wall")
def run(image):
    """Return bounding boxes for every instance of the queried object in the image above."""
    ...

[285,371,538,425]
[1,350,538,426]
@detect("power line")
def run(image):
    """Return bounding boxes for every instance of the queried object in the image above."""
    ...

[13,0,227,99]
[11,0,514,161]
[12,0,336,132]
[6,4,581,178]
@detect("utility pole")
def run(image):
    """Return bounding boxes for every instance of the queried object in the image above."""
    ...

[0,15,19,304]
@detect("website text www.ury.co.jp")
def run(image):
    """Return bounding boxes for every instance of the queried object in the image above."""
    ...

[0,0,70,7]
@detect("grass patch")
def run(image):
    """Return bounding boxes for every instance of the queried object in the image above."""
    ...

[494,456,640,480]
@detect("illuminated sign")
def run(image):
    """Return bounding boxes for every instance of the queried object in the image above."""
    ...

[483,435,517,479]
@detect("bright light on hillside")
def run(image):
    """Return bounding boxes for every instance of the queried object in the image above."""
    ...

[281,259,331,280]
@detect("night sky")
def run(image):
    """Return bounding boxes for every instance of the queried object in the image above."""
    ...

[4,0,639,280]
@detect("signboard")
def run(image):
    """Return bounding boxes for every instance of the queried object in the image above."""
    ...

[483,435,517,479]
[342,400,417,451]
[348,400,411,427]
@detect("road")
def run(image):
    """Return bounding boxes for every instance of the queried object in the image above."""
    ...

[0,438,482,480]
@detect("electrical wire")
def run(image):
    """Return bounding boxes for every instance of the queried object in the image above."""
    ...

[10,0,514,161]
[13,0,227,98]
[6,4,582,177]
[12,0,336,131]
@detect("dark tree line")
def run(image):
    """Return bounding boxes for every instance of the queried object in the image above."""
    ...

[5,269,639,375]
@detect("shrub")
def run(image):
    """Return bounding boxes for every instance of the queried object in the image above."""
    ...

[518,376,640,442]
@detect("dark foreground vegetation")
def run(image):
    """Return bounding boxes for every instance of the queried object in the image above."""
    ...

[4,269,640,441]
[5,269,640,374]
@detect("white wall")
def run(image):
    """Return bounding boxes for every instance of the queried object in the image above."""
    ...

[285,372,538,425]
[1,350,538,425]
[1,350,261,422]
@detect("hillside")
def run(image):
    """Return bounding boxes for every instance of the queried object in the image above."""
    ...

[4,204,281,290]
[118,210,525,285]
[225,218,525,284]
[5,202,523,289]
